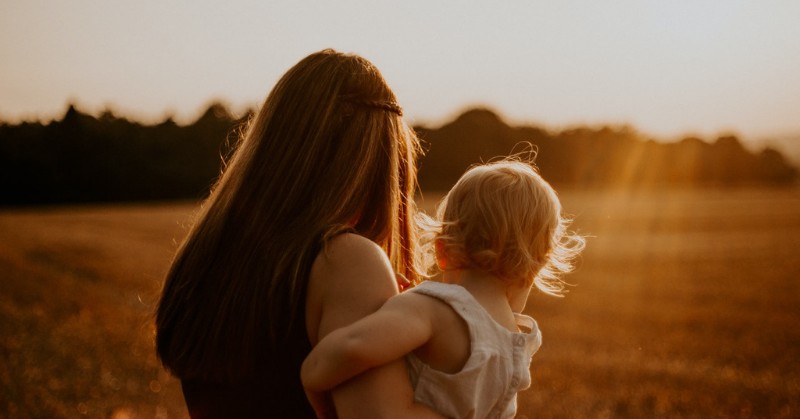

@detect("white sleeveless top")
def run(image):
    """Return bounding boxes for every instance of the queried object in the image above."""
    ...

[405,281,543,419]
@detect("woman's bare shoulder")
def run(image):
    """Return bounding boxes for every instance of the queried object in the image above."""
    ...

[308,233,399,338]
[312,233,395,290]
[316,233,390,269]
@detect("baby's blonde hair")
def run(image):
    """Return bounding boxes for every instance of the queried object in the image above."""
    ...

[418,159,585,296]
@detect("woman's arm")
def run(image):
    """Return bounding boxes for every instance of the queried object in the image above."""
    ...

[305,233,444,419]
[302,292,432,392]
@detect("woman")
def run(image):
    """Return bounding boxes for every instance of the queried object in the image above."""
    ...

[156,49,442,418]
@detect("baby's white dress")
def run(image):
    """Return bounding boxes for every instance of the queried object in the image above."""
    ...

[405,281,543,419]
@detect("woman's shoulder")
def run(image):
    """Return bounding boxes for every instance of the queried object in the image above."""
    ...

[309,232,397,306]
[320,233,389,264]
[312,233,392,280]
[307,233,399,343]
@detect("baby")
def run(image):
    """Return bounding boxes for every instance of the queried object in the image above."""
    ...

[302,159,585,418]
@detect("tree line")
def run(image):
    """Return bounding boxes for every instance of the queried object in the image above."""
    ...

[416,108,798,190]
[0,104,796,206]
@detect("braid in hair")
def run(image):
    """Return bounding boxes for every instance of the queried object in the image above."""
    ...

[346,99,403,116]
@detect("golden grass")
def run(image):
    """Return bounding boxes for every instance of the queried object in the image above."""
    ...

[1,188,798,418]
[0,203,195,418]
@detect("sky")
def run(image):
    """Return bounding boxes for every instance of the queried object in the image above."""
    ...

[2,0,799,143]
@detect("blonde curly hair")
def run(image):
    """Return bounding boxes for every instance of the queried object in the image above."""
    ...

[417,159,585,296]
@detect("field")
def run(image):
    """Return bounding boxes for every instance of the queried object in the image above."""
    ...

[1,188,799,418]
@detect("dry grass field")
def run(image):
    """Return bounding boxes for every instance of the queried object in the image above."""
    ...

[1,188,798,418]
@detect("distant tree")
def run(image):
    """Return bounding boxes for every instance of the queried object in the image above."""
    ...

[416,107,798,191]
[0,105,796,206]
[0,103,243,205]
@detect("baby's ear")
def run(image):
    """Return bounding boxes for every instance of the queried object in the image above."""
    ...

[434,239,447,270]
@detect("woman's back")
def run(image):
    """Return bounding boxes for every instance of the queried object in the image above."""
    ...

[176,237,321,418]
[180,334,313,417]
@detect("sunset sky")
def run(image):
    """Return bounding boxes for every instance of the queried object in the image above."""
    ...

[2,0,799,142]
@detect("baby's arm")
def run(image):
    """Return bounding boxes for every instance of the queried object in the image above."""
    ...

[301,291,433,392]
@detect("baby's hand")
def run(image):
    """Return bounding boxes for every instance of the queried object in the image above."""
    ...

[396,273,411,292]
[304,388,337,419]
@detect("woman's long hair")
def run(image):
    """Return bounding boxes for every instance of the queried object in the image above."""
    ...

[156,49,421,382]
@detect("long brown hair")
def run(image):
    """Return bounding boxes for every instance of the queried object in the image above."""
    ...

[156,49,421,382]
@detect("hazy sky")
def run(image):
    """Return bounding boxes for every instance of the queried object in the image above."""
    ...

[2,0,799,141]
